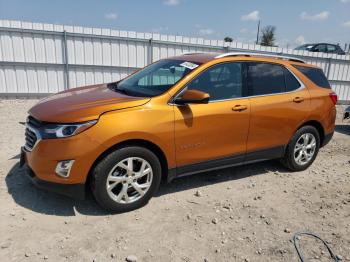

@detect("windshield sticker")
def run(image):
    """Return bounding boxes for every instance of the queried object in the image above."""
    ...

[180,61,199,70]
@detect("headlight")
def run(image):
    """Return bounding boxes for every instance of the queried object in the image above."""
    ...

[42,120,97,139]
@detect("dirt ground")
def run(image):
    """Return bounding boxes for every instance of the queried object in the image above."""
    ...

[0,99,349,262]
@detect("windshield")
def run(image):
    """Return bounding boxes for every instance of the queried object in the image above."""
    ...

[108,59,201,97]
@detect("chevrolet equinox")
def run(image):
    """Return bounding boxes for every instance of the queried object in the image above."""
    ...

[21,52,337,212]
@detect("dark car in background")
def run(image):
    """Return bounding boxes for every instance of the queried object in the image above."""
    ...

[344,106,350,120]
[295,43,346,55]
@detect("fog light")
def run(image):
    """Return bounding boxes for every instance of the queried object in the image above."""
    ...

[55,160,75,178]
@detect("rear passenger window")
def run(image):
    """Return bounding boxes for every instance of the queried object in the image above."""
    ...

[284,68,301,92]
[247,63,285,96]
[327,45,336,53]
[294,65,331,89]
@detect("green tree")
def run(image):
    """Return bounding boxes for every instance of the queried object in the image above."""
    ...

[224,37,233,43]
[260,25,276,46]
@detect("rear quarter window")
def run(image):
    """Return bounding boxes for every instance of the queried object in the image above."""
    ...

[294,65,331,89]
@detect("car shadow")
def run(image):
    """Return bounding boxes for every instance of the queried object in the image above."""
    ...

[6,160,289,216]
[5,163,109,216]
[156,160,289,197]
[335,124,350,136]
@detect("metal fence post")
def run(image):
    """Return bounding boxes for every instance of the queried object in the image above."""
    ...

[326,57,332,78]
[63,30,70,90]
[148,38,153,65]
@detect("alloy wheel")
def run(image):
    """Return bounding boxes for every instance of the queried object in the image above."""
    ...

[293,133,317,166]
[106,157,153,204]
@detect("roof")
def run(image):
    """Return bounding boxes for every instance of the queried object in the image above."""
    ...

[169,53,217,64]
[300,43,338,46]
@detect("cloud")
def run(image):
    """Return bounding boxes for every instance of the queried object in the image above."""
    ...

[105,13,118,20]
[274,38,290,48]
[342,21,350,27]
[340,0,350,3]
[199,28,214,35]
[240,28,248,33]
[300,11,329,21]
[295,35,306,45]
[163,0,180,6]
[241,10,260,21]
[236,37,256,44]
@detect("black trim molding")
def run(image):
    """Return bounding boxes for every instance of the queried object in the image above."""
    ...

[245,146,285,162]
[167,145,285,182]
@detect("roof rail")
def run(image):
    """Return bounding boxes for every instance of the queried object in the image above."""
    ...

[215,52,305,63]
[182,52,205,56]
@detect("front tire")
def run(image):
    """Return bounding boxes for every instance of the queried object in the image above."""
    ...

[91,146,162,213]
[281,125,320,171]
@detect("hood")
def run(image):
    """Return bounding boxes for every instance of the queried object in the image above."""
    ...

[29,84,150,123]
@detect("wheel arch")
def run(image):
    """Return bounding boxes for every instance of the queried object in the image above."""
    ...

[87,139,169,185]
[295,120,325,146]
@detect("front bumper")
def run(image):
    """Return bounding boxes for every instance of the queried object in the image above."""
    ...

[20,122,108,200]
[22,129,105,185]
[23,163,85,199]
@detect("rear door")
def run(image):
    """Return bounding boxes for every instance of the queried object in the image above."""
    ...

[246,62,310,161]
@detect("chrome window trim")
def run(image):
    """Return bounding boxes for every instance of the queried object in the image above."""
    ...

[168,62,306,106]
[24,124,41,152]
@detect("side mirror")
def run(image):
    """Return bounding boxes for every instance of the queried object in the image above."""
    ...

[174,89,210,105]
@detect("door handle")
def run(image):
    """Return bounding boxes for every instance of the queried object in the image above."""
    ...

[293,97,304,103]
[232,105,248,112]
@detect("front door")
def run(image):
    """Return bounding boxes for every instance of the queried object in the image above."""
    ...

[173,62,250,174]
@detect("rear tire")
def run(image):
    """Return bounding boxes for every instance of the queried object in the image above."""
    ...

[91,146,162,213]
[281,125,320,171]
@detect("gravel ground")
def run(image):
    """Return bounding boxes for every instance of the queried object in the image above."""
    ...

[0,99,349,262]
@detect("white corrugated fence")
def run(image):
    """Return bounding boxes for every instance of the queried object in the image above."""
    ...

[0,20,349,103]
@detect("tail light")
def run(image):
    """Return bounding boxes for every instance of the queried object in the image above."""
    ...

[329,92,338,105]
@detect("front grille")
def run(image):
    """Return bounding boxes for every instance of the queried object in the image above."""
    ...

[25,127,38,151]
[24,116,42,151]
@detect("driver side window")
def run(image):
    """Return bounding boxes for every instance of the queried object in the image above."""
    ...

[187,62,244,101]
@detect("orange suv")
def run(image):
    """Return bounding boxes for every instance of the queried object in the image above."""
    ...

[21,52,337,212]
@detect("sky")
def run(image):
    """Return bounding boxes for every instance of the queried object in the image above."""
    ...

[0,0,350,48]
